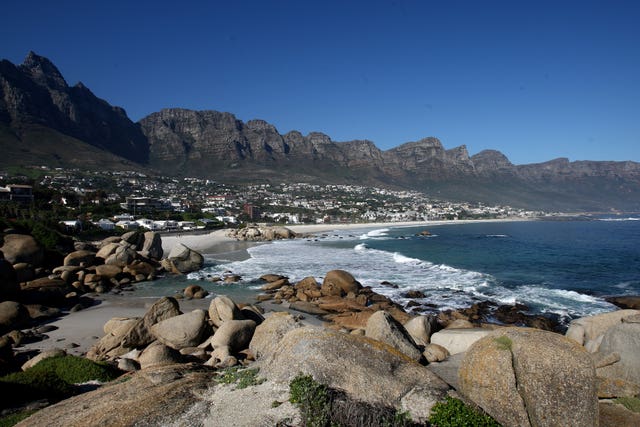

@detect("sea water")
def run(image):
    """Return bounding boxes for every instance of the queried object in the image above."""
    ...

[136,218,640,324]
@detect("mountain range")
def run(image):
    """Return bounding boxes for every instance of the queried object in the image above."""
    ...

[2,52,639,212]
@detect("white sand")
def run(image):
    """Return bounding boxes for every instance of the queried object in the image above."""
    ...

[287,217,532,234]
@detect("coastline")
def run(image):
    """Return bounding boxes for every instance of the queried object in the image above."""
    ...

[18,217,536,357]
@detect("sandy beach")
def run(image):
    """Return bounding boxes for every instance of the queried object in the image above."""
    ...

[19,217,533,358]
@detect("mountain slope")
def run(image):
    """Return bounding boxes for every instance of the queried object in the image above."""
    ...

[1,53,639,212]
[0,52,148,164]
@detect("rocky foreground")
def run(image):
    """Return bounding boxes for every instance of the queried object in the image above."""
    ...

[1,228,640,426]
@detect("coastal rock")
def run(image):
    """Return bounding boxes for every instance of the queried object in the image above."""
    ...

[259,327,450,411]
[141,231,163,260]
[139,341,184,368]
[261,278,289,291]
[1,234,43,266]
[95,264,122,279]
[150,309,209,350]
[260,274,288,282]
[184,284,208,299]
[63,250,96,267]
[249,312,303,359]
[288,301,329,315]
[20,277,76,306]
[122,297,182,348]
[15,364,203,424]
[403,315,436,347]
[95,242,119,260]
[86,317,140,361]
[210,319,257,353]
[595,322,640,387]
[458,327,598,427]
[106,245,137,266]
[565,309,640,350]
[365,311,423,362]
[162,243,204,274]
[0,301,31,334]
[423,343,450,363]
[208,295,244,327]
[228,225,296,242]
[605,296,640,310]
[322,270,361,295]
[123,260,156,278]
[430,328,493,355]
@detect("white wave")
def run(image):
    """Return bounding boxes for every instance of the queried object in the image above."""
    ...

[392,252,423,264]
[486,234,509,238]
[359,228,390,239]
[185,232,616,322]
[354,243,368,251]
[598,217,640,221]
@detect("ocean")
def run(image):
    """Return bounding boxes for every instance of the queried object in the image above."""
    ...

[135,218,640,325]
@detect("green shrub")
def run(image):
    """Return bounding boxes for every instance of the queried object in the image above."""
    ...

[289,374,331,427]
[288,374,417,427]
[217,366,265,389]
[26,355,121,384]
[0,355,121,410]
[494,336,513,351]
[429,396,501,427]
[0,409,37,427]
[614,396,640,413]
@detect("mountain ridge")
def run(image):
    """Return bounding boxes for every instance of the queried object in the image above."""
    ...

[1,52,639,211]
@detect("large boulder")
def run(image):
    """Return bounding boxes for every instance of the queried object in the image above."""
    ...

[595,321,640,387]
[322,270,361,295]
[141,231,163,260]
[14,363,213,426]
[208,295,244,327]
[365,310,422,361]
[430,328,493,355]
[86,317,140,361]
[95,242,120,260]
[459,327,598,427]
[565,309,640,351]
[259,327,450,412]
[95,264,122,279]
[249,312,303,359]
[138,341,183,368]
[63,250,96,267]
[210,319,257,353]
[122,297,182,348]
[150,309,209,350]
[106,245,137,266]
[0,301,30,334]
[0,234,43,266]
[403,315,436,347]
[162,243,204,274]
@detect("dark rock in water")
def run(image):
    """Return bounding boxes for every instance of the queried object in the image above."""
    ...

[403,290,426,299]
[380,281,399,289]
[606,296,640,310]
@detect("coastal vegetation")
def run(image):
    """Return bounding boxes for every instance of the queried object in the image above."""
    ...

[0,355,121,422]
[428,397,500,427]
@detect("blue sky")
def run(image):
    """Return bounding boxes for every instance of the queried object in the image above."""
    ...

[3,0,639,164]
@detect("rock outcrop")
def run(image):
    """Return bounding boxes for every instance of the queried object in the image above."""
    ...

[459,327,599,427]
[161,243,204,274]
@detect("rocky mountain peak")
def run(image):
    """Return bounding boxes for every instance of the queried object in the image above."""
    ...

[471,149,514,172]
[21,51,68,90]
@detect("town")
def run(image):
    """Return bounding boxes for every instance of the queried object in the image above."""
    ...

[1,166,544,234]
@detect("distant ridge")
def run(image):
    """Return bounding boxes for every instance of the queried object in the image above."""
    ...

[1,52,640,211]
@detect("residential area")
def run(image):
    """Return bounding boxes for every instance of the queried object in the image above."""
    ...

[1,166,544,234]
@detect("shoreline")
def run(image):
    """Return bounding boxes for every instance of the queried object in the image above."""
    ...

[17,217,537,357]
